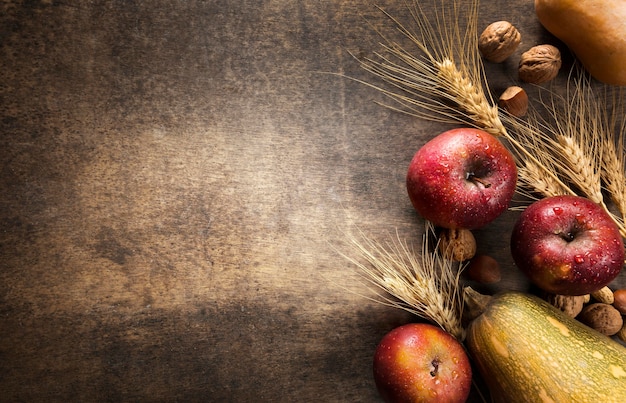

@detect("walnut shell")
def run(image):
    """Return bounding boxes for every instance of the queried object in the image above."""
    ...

[519,44,561,84]
[479,21,521,63]
[437,228,476,262]
[577,303,623,336]
[544,293,585,318]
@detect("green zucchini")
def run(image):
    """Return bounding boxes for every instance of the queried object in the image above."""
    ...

[466,291,626,402]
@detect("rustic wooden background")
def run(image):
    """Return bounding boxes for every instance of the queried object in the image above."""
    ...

[1,0,624,401]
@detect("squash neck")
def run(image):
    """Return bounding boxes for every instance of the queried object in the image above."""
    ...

[463,286,492,325]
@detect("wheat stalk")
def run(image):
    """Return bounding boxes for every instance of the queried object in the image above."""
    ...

[502,110,573,201]
[340,223,465,340]
[599,88,626,229]
[356,0,626,237]
[436,59,505,136]
[515,74,626,236]
[602,136,626,225]
[355,0,576,196]
[555,135,603,204]
[543,76,604,204]
[517,160,570,201]
[355,0,506,136]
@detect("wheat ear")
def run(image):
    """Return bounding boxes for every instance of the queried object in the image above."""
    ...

[602,137,626,225]
[357,1,626,236]
[356,1,577,197]
[600,88,626,227]
[355,0,507,136]
[435,59,505,136]
[517,160,571,201]
[554,135,604,205]
[537,75,626,231]
[340,223,465,340]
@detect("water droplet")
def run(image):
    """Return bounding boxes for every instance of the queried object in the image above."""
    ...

[574,255,585,264]
[553,207,563,215]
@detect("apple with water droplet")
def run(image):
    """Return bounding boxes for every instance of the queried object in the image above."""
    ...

[406,128,517,229]
[373,323,472,403]
[511,195,625,295]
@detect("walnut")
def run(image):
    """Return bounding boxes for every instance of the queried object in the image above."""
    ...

[498,86,528,117]
[437,228,476,262]
[544,293,585,318]
[478,21,521,63]
[577,303,623,336]
[519,44,562,84]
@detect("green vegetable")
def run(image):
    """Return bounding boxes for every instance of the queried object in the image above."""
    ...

[466,291,626,402]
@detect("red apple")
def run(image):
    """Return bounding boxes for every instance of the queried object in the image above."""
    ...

[406,128,517,229]
[373,323,472,403]
[511,195,625,295]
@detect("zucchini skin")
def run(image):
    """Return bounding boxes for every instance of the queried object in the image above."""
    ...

[466,292,626,403]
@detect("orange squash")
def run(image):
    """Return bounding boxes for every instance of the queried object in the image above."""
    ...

[535,0,626,85]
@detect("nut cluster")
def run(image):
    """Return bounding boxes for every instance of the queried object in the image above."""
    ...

[479,20,563,116]
[544,286,626,339]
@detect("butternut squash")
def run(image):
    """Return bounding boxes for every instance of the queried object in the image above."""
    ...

[535,0,626,85]
[466,291,626,402]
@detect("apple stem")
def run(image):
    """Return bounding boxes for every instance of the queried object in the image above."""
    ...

[468,174,491,188]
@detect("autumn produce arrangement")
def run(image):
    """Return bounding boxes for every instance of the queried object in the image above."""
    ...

[343,0,626,402]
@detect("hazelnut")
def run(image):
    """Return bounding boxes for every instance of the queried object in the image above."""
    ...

[577,303,623,336]
[437,228,476,262]
[613,288,626,315]
[544,293,585,318]
[519,44,562,84]
[591,286,614,305]
[498,86,528,117]
[478,21,521,63]
[465,254,501,284]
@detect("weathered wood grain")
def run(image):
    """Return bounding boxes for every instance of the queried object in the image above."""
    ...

[1,0,623,401]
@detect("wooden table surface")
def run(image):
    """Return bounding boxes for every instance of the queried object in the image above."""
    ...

[2,1,624,401]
